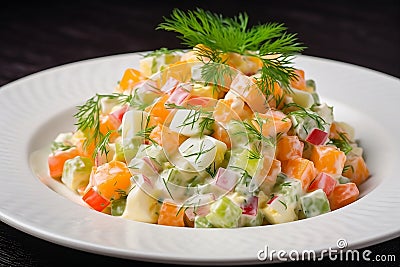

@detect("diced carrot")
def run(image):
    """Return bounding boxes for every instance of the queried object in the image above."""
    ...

[149,123,163,146]
[213,99,237,126]
[87,161,131,201]
[213,98,252,126]
[75,138,95,159]
[253,110,292,137]
[157,201,185,227]
[99,114,120,142]
[145,94,171,127]
[342,156,370,186]
[265,82,284,109]
[282,157,316,190]
[329,121,351,140]
[159,125,187,156]
[290,69,308,91]
[229,73,268,114]
[310,145,346,176]
[211,123,231,148]
[48,148,79,179]
[118,68,147,92]
[328,183,359,210]
[276,135,304,161]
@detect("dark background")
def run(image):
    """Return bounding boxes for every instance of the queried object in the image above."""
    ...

[0,0,399,266]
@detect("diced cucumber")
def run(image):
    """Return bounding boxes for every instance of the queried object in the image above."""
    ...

[111,198,127,216]
[239,212,263,227]
[338,176,351,184]
[300,189,331,218]
[61,156,93,191]
[194,216,214,228]
[205,196,242,228]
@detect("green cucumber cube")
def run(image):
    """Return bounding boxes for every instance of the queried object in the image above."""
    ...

[205,196,242,228]
[300,189,330,218]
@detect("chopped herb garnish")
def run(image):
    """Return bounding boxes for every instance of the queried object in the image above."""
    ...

[94,130,113,159]
[328,132,353,155]
[183,140,215,164]
[279,200,288,210]
[283,103,327,130]
[74,93,133,158]
[158,8,305,95]
[51,142,75,153]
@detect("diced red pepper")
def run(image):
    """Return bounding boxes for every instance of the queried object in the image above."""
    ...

[241,196,258,216]
[308,172,337,196]
[186,97,212,107]
[82,187,110,212]
[306,128,329,145]
[109,105,129,123]
[267,195,278,204]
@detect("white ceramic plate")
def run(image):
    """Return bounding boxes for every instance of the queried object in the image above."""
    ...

[0,53,399,265]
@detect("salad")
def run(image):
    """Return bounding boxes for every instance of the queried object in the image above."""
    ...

[47,9,369,228]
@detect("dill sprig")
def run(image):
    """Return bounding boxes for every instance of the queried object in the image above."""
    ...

[74,93,132,158]
[135,115,158,146]
[166,103,214,137]
[328,132,353,155]
[51,142,75,153]
[158,8,305,94]
[205,162,217,177]
[247,148,262,160]
[94,130,113,159]
[283,103,327,130]
[233,114,277,147]
[183,140,216,164]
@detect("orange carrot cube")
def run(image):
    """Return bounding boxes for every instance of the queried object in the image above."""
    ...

[157,201,185,227]
[253,110,292,137]
[48,148,79,179]
[276,135,304,161]
[290,69,308,91]
[328,183,359,210]
[342,156,370,186]
[282,157,316,190]
[310,145,346,176]
[119,68,147,91]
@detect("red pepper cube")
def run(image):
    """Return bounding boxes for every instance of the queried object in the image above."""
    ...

[82,187,110,212]
[308,172,337,196]
[241,196,258,216]
[306,128,329,145]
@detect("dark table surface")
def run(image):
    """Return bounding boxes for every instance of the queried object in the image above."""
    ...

[0,1,399,266]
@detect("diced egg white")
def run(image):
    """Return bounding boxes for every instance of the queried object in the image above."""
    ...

[179,136,227,171]
[169,109,213,137]
[289,87,315,108]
